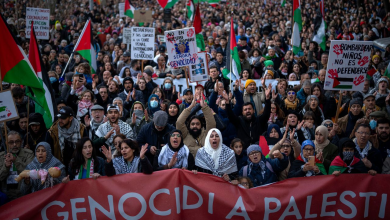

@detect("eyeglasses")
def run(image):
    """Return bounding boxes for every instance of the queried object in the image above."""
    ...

[8,140,21,145]
[324,123,333,128]
[241,182,249,186]
[249,152,261,157]
[357,131,370,136]
[282,145,291,148]
[288,92,295,95]
[303,148,314,152]
[171,134,181,137]
[99,91,108,94]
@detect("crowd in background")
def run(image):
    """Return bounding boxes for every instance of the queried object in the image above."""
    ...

[1,0,390,205]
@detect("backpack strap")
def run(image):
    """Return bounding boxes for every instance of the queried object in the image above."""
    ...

[265,161,274,173]
[243,165,248,177]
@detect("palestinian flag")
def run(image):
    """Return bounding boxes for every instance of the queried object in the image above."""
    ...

[74,19,97,73]
[383,63,390,78]
[124,0,135,19]
[327,69,354,89]
[222,16,241,81]
[366,68,377,80]
[329,156,360,174]
[193,4,205,52]
[313,0,326,51]
[292,0,302,55]
[28,21,56,128]
[187,0,194,21]
[296,155,327,175]
[281,0,286,7]
[0,16,46,125]
[157,0,179,9]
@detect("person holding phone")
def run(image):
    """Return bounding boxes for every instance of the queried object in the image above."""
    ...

[288,140,326,178]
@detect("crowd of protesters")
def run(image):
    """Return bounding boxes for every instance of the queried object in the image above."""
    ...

[1,0,390,205]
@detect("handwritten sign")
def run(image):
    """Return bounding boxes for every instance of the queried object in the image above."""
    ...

[0,90,19,123]
[122,28,131,44]
[189,52,209,82]
[25,7,50,40]
[118,3,125,18]
[165,28,197,68]
[131,27,155,60]
[324,40,373,91]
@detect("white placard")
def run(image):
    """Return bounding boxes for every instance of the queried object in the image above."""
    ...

[25,7,50,40]
[131,27,155,60]
[189,52,209,82]
[122,28,132,44]
[0,90,19,122]
[165,27,197,68]
[324,40,373,91]
[157,35,165,43]
[119,3,125,18]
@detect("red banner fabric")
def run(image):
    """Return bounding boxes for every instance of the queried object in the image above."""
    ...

[0,169,389,220]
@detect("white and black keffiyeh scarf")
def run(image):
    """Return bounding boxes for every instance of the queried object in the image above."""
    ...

[112,156,141,174]
[96,120,135,150]
[354,139,371,158]
[58,118,81,150]
[158,144,189,169]
[195,145,237,177]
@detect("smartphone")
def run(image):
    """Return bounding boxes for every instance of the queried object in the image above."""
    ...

[308,156,315,166]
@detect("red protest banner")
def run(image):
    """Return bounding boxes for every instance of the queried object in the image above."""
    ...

[0,169,389,220]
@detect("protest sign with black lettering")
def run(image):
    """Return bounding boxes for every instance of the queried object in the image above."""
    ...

[0,90,19,123]
[131,27,155,60]
[189,52,209,82]
[165,28,197,68]
[122,28,131,44]
[324,40,373,91]
[118,3,125,18]
[25,7,50,40]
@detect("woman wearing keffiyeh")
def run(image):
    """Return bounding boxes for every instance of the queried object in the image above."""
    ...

[194,129,237,181]
[103,139,153,175]
[77,90,95,120]
[154,130,195,171]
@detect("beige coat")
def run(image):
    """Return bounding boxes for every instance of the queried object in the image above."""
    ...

[243,91,265,116]
[176,105,216,157]
[0,149,34,201]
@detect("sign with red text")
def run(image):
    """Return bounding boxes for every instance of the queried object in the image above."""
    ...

[324,40,373,91]
[0,90,19,123]
[1,170,389,220]
[25,7,50,40]
[165,28,197,68]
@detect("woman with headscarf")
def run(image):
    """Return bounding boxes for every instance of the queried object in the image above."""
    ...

[154,130,195,171]
[161,77,178,103]
[337,98,364,138]
[194,129,237,181]
[126,101,150,137]
[166,102,180,127]
[62,137,105,182]
[147,94,161,119]
[102,139,153,175]
[20,142,66,195]
[288,140,327,178]
[260,124,282,155]
[314,125,339,172]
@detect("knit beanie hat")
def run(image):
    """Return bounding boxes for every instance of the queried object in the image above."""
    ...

[247,144,262,156]
[264,60,274,68]
[245,79,256,88]
[306,95,319,103]
[349,98,363,107]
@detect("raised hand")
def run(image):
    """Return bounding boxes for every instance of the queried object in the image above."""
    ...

[132,88,136,100]
[200,95,206,108]
[272,150,283,159]
[214,79,219,92]
[140,144,148,159]
[168,152,178,168]
[265,83,272,99]
[290,128,296,140]
[62,175,70,183]
[144,109,149,121]
[297,120,305,130]
[132,113,136,125]
[84,115,91,127]
[101,146,112,163]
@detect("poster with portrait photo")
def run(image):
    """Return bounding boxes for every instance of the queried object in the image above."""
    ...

[189,52,209,82]
[165,27,197,68]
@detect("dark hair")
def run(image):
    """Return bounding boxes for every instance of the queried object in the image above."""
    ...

[237,176,253,188]
[97,85,108,91]
[12,86,25,98]
[71,137,99,175]
[230,138,243,149]
[377,118,390,126]
[209,65,218,71]
[355,123,370,132]
[242,102,254,110]
[186,115,204,129]
[120,139,140,156]
[311,83,325,103]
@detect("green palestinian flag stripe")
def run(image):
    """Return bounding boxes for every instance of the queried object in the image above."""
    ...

[329,166,347,174]
[77,49,96,73]
[316,163,327,175]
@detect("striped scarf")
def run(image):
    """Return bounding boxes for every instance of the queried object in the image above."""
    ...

[75,158,94,180]
[113,156,140,174]
[158,144,189,169]
[354,139,370,158]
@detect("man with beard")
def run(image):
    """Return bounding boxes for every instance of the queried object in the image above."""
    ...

[226,84,272,149]
[118,77,144,109]
[47,106,88,168]
[243,79,266,116]
[96,86,112,111]
[176,96,216,157]
[95,105,135,151]
[85,105,106,140]
[130,60,141,77]
[23,113,49,152]
[0,131,34,201]
[376,119,390,161]
[137,111,175,163]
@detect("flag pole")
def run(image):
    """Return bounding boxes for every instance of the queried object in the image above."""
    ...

[60,19,91,80]
[229,11,233,93]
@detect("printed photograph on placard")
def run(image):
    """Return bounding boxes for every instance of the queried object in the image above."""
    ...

[164,27,197,68]
[189,52,209,82]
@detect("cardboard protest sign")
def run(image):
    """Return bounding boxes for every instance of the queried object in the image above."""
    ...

[134,10,153,23]
[118,3,125,18]
[165,28,197,68]
[131,27,155,60]
[189,52,209,82]
[122,28,131,44]
[25,7,50,40]
[324,40,373,91]
[0,90,19,122]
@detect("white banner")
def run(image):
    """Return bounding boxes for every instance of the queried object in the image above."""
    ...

[324,40,373,91]
[189,52,209,82]
[122,28,131,44]
[0,90,19,122]
[165,28,197,68]
[25,7,50,40]
[131,27,155,60]
[119,3,125,18]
